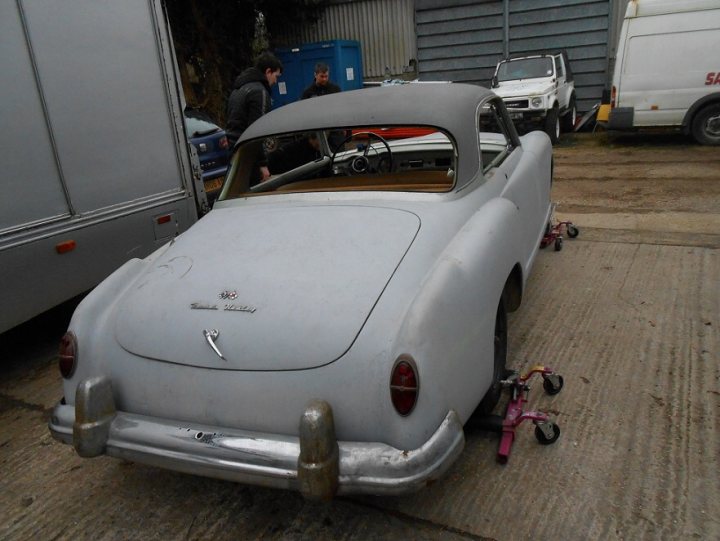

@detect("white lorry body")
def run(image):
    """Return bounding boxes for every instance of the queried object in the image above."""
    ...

[1,0,206,333]
[608,0,720,144]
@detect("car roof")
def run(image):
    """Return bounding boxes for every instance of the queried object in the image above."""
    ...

[241,83,496,182]
[243,83,492,139]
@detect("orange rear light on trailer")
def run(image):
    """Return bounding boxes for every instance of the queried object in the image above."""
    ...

[55,240,76,254]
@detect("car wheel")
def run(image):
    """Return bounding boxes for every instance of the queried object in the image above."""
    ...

[476,300,508,415]
[691,103,720,145]
[562,97,577,132]
[544,108,560,144]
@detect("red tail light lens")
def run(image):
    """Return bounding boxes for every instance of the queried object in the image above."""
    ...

[390,357,419,416]
[611,85,616,108]
[59,332,77,379]
[219,136,229,150]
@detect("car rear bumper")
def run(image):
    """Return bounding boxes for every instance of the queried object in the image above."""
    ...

[49,376,465,499]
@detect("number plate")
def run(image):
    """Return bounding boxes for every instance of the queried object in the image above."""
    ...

[509,112,523,120]
[204,177,223,193]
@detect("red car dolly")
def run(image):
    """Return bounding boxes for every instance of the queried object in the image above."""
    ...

[470,365,564,464]
[540,204,579,251]
[496,365,563,463]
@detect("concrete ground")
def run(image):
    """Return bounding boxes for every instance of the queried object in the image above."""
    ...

[1,132,718,540]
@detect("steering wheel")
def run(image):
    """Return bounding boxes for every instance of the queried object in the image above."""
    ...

[330,131,393,175]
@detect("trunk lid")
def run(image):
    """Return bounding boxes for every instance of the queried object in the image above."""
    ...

[114,204,420,370]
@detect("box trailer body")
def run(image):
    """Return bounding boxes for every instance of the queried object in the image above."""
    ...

[1,0,206,333]
[608,0,720,144]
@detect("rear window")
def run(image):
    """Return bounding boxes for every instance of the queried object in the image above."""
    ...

[219,126,457,199]
[184,110,221,137]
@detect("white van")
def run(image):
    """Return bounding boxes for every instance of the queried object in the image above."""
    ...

[608,0,720,144]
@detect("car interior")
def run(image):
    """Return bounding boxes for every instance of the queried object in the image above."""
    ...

[217,104,520,201]
[219,126,458,198]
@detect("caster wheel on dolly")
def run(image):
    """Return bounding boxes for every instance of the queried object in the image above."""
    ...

[542,374,564,395]
[535,422,560,445]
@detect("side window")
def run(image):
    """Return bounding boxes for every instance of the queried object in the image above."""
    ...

[478,98,519,172]
[555,55,564,78]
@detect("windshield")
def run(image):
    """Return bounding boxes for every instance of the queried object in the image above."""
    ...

[496,57,554,82]
[218,126,456,199]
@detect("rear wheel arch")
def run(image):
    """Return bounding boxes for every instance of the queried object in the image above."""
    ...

[469,264,522,417]
[683,93,720,131]
[502,263,523,313]
[567,91,576,108]
[473,295,508,415]
[690,101,720,145]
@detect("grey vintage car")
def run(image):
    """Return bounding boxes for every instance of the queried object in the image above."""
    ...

[49,84,553,499]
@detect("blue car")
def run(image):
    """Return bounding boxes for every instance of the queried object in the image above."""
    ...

[184,109,230,204]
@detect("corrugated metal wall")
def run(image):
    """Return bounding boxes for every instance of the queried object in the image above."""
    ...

[274,0,631,111]
[274,0,417,79]
[416,0,616,112]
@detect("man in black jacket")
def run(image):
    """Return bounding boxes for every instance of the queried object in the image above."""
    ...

[226,52,283,180]
[301,62,341,100]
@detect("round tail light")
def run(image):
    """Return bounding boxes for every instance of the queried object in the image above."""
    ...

[390,357,419,416]
[59,332,77,379]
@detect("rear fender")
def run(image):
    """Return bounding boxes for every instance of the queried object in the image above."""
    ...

[61,257,153,403]
[392,197,526,426]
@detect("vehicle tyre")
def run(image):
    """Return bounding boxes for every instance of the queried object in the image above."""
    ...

[554,237,563,251]
[566,224,579,238]
[561,96,577,132]
[476,299,508,415]
[543,374,564,395]
[535,423,560,445]
[691,103,720,145]
[544,108,560,144]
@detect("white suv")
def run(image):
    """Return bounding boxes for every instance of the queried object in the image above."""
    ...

[491,52,576,144]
